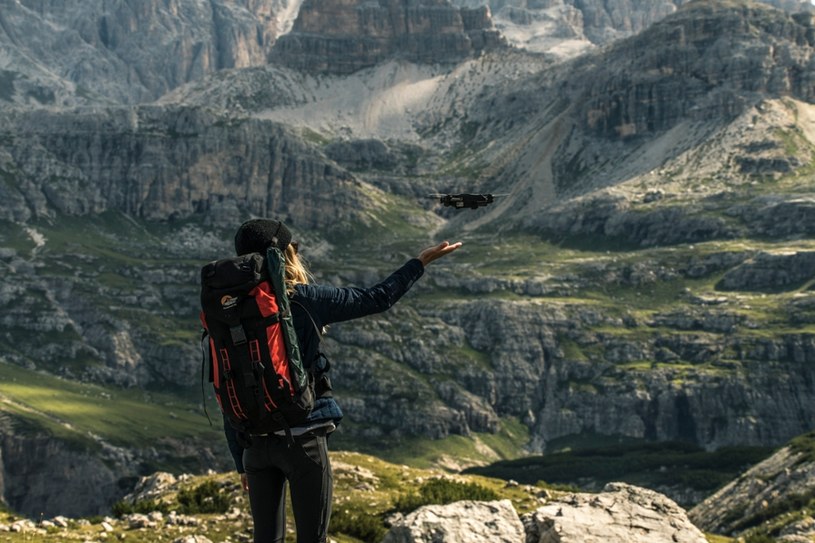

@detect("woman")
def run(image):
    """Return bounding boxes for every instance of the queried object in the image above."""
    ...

[223,218,461,543]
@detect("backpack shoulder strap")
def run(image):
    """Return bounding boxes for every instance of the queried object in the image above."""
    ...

[265,247,308,390]
[291,299,323,339]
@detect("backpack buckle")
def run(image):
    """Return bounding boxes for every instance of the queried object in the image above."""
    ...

[230,325,247,345]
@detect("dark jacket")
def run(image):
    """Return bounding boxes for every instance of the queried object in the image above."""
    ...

[225,258,425,472]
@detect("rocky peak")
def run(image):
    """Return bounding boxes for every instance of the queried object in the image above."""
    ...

[270,0,507,74]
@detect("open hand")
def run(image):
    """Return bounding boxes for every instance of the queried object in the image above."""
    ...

[418,241,463,267]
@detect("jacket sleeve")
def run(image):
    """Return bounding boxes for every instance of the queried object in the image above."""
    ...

[223,418,245,473]
[297,258,425,326]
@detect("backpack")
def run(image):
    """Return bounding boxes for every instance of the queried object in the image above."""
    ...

[199,247,315,440]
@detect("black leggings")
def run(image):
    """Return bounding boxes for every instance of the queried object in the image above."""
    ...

[243,433,333,543]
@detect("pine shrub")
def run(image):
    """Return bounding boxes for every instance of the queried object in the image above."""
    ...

[330,509,387,543]
[177,480,230,514]
[392,478,499,514]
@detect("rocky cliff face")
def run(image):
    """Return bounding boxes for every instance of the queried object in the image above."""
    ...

[404,298,815,450]
[572,2,815,140]
[0,414,227,517]
[447,0,812,54]
[271,0,506,74]
[0,106,368,227]
[0,0,288,106]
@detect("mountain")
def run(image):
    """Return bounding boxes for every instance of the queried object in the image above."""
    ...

[1,0,814,520]
[451,0,815,241]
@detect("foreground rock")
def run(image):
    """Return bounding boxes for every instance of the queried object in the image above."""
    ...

[383,499,524,543]
[382,483,704,543]
[523,482,707,543]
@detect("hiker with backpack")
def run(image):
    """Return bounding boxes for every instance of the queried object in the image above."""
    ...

[200,218,461,543]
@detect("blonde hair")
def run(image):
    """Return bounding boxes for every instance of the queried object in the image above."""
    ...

[284,243,312,295]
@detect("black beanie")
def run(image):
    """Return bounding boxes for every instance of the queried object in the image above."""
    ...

[234,219,292,256]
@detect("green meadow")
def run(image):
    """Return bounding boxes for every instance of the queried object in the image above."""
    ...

[0,361,220,450]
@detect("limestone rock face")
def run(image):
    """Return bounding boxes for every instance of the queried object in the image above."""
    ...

[523,482,707,543]
[382,499,526,543]
[716,251,815,292]
[0,0,287,105]
[0,107,368,228]
[448,0,812,55]
[271,0,506,74]
[571,2,815,141]
[0,416,226,518]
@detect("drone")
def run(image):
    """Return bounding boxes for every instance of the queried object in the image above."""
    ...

[429,193,505,210]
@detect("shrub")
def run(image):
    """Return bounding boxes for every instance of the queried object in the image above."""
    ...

[744,533,775,543]
[111,499,170,517]
[732,487,815,532]
[330,509,387,543]
[789,431,815,463]
[391,478,499,514]
[177,481,230,514]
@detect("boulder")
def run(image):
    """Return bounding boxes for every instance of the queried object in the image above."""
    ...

[523,482,707,543]
[382,499,525,543]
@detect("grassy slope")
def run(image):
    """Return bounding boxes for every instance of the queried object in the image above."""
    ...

[0,361,222,451]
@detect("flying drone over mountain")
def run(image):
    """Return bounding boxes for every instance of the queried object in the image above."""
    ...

[429,193,507,210]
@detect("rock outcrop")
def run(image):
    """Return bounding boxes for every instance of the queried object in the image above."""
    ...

[382,484,705,543]
[716,251,815,292]
[523,482,707,543]
[271,0,506,74]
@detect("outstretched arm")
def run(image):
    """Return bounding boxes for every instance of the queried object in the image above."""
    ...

[294,241,463,326]
[418,241,463,267]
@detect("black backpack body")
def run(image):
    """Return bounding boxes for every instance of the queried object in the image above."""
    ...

[200,247,314,437]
